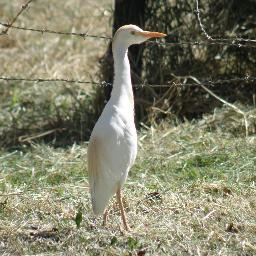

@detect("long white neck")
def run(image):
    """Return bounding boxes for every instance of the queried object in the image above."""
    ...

[111,42,134,108]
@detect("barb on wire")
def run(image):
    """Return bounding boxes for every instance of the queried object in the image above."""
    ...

[141,76,256,88]
[0,76,112,87]
[1,0,34,35]
[195,0,256,44]
[195,0,213,40]
[147,40,256,48]
[0,75,255,88]
[0,21,112,40]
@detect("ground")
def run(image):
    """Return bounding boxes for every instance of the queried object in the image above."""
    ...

[1,118,256,255]
[0,0,256,255]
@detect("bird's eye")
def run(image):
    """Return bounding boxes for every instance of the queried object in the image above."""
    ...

[130,31,136,35]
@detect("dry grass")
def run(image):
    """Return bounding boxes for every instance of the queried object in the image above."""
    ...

[0,116,256,255]
[0,0,112,147]
[0,0,111,80]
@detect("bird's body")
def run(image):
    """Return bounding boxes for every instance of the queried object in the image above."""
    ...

[87,25,166,230]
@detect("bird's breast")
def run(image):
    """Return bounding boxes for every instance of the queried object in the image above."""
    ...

[93,103,136,143]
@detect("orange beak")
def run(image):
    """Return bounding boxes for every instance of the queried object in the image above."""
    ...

[137,31,167,38]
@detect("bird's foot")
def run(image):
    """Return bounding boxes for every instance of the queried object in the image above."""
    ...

[102,208,109,227]
[119,223,131,234]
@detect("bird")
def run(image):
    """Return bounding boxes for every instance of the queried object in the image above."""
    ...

[87,24,166,231]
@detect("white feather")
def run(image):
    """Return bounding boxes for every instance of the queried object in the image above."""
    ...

[87,25,165,215]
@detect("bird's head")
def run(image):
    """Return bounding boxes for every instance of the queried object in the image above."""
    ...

[112,24,166,49]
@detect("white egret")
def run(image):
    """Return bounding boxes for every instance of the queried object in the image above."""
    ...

[87,24,166,231]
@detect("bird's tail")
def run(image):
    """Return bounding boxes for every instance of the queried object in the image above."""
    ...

[90,180,114,215]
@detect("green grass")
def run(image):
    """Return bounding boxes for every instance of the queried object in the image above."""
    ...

[0,119,256,255]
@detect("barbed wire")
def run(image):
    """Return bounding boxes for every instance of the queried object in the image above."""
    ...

[0,1,255,90]
[0,75,255,88]
[195,0,256,45]
[195,0,213,40]
[0,76,102,85]
[147,40,256,49]
[0,21,112,40]
[0,0,34,35]
[1,21,256,48]
[1,0,255,47]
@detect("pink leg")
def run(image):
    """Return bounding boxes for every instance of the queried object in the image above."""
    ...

[116,188,130,231]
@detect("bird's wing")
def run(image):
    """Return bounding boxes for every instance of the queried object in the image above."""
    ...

[87,135,117,215]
